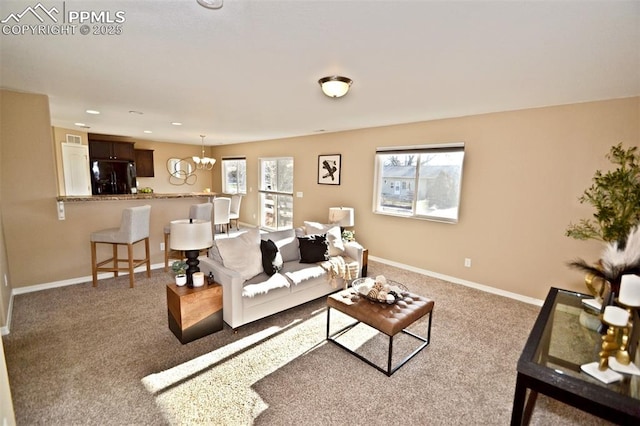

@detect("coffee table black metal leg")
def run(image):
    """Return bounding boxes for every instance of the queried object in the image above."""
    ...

[388,335,394,375]
[511,374,527,425]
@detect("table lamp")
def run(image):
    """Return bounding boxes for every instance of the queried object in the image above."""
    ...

[328,207,354,230]
[170,219,213,287]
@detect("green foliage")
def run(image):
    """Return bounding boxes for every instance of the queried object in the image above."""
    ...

[171,260,187,275]
[566,143,640,245]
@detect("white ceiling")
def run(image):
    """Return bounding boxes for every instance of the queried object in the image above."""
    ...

[1,0,639,146]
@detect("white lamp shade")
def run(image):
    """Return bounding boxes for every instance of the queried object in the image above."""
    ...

[328,207,354,227]
[619,274,640,307]
[170,219,213,250]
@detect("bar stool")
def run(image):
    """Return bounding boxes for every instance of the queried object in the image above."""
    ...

[90,205,151,288]
[164,202,213,271]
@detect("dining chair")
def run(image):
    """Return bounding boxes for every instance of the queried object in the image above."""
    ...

[213,197,231,235]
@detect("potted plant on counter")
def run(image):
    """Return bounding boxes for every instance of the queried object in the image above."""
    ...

[171,260,188,286]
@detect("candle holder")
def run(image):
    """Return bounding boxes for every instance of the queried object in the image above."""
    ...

[615,274,640,366]
[598,325,621,371]
[598,305,630,371]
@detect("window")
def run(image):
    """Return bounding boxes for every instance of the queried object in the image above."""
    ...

[259,157,294,230]
[221,157,247,194]
[373,143,465,223]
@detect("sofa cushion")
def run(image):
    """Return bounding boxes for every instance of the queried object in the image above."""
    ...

[263,229,299,262]
[304,221,333,235]
[325,226,345,256]
[215,227,262,280]
[304,222,344,256]
[260,239,283,276]
[298,234,329,263]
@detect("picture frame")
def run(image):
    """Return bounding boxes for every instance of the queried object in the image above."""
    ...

[318,154,341,185]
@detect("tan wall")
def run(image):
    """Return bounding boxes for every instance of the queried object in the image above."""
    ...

[0,89,638,304]
[0,90,216,294]
[211,97,639,300]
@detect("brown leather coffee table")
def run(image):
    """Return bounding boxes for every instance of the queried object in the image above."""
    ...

[326,286,434,376]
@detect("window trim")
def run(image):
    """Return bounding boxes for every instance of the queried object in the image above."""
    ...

[258,156,294,231]
[373,142,465,224]
[221,156,247,195]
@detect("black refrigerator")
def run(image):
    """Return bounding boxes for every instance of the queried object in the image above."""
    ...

[90,160,137,195]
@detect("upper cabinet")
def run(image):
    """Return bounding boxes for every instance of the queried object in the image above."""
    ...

[89,140,135,161]
[135,149,155,177]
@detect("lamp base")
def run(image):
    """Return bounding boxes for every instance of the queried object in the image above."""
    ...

[184,249,201,287]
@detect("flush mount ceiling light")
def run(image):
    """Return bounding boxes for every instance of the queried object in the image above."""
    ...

[193,135,216,170]
[197,0,223,9]
[318,76,352,98]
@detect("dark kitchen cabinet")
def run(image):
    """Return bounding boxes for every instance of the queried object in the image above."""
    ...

[135,149,155,177]
[89,140,135,161]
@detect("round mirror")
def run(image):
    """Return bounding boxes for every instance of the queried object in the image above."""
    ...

[167,158,197,185]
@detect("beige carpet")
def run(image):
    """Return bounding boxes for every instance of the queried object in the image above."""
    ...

[3,261,612,425]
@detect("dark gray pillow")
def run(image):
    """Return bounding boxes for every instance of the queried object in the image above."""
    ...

[297,234,329,263]
[260,239,282,275]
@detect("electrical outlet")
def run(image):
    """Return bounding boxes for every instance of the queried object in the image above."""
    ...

[160,242,165,251]
[297,192,303,198]
[464,258,472,268]
[57,201,65,220]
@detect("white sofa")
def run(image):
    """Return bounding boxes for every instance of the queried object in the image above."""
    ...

[198,225,364,329]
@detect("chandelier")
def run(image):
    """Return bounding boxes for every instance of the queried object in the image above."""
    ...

[193,135,216,170]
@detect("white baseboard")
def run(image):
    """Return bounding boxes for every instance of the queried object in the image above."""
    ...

[3,257,542,335]
[369,255,543,307]
[11,263,166,296]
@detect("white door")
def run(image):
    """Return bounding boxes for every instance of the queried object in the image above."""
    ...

[61,143,91,196]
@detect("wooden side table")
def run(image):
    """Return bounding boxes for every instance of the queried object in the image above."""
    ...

[361,248,368,277]
[166,282,223,344]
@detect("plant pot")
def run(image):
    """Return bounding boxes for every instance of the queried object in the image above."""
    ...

[175,274,187,286]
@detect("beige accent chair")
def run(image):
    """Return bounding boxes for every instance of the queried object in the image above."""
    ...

[229,194,243,230]
[164,202,213,271]
[90,205,151,288]
[213,197,231,235]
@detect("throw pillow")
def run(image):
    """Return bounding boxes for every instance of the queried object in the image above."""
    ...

[263,228,299,262]
[260,239,283,276]
[215,228,263,280]
[325,225,345,256]
[208,242,223,263]
[297,234,329,263]
[304,221,333,235]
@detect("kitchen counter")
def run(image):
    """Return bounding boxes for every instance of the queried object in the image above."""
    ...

[56,192,217,202]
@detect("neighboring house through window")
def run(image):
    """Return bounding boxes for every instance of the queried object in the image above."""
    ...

[221,157,247,194]
[259,157,294,230]
[373,143,465,223]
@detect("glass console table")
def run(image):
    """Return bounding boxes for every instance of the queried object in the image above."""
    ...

[511,287,640,425]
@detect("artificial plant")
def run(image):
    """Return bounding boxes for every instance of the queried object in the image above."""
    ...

[171,260,187,275]
[566,143,640,248]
